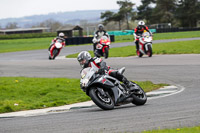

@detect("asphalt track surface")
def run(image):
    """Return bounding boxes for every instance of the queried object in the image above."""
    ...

[0,38,200,133]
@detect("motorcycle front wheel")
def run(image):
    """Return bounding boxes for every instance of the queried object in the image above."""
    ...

[131,82,147,106]
[52,49,59,59]
[137,50,143,57]
[147,45,152,57]
[89,87,114,110]
[104,47,109,59]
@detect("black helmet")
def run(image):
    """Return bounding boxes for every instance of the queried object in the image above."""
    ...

[77,51,92,68]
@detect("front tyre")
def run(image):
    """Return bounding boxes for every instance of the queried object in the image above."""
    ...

[104,47,109,59]
[131,82,147,105]
[137,50,143,57]
[147,45,152,57]
[89,87,114,110]
[52,49,59,59]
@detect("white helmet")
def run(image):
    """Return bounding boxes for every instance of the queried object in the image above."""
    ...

[59,32,65,38]
[138,21,145,26]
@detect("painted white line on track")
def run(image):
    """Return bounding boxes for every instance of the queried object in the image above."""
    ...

[147,85,185,100]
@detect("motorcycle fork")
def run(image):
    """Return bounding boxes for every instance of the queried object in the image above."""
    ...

[97,87,107,97]
[102,46,108,53]
[139,43,145,54]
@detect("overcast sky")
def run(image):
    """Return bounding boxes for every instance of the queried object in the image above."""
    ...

[0,0,141,19]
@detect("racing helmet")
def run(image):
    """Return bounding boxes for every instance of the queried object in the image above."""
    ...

[98,24,104,31]
[138,21,145,26]
[138,21,145,30]
[77,51,92,68]
[59,32,65,38]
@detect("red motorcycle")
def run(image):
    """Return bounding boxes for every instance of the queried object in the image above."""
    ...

[48,39,64,60]
[137,32,153,57]
[94,36,111,59]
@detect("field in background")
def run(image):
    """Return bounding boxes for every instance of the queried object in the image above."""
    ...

[67,40,200,58]
[0,31,200,53]
[115,31,200,42]
[0,37,52,53]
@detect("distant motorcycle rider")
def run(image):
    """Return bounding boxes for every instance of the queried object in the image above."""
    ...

[134,21,152,51]
[48,32,66,51]
[77,51,135,90]
[92,24,110,52]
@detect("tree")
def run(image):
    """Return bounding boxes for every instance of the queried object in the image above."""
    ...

[101,11,123,30]
[112,13,124,30]
[175,0,200,27]
[151,0,176,24]
[137,0,156,24]
[117,0,135,29]
[101,11,115,25]
[6,22,18,29]
[33,19,62,32]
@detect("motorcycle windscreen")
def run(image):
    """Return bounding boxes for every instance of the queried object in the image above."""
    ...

[80,67,96,85]
[55,42,62,48]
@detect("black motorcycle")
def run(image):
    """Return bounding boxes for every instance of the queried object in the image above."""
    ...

[80,67,147,110]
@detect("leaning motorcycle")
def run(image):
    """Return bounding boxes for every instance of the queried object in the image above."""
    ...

[80,67,147,110]
[48,39,63,60]
[94,36,111,59]
[136,32,153,57]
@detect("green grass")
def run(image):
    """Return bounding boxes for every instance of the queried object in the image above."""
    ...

[0,31,200,53]
[115,31,200,42]
[142,125,200,133]
[67,40,200,58]
[0,37,52,53]
[0,77,167,113]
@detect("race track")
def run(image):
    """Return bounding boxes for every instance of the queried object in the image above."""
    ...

[0,38,200,133]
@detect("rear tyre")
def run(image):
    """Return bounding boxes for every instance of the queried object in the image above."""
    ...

[131,82,147,105]
[104,47,109,59]
[147,45,152,57]
[89,87,114,110]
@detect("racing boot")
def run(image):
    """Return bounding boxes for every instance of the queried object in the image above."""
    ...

[122,77,135,91]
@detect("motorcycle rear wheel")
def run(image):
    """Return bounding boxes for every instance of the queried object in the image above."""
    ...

[89,87,114,110]
[131,82,147,105]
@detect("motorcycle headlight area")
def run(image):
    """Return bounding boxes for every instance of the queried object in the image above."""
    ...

[81,79,89,87]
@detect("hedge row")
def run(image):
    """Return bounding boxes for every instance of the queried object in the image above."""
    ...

[0,32,57,40]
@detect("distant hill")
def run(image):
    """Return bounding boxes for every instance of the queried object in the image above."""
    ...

[0,10,118,28]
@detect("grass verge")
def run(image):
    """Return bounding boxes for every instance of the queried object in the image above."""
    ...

[0,37,51,53]
[66,40,200,58]
[142,125,200,133]
[0,77,167,113]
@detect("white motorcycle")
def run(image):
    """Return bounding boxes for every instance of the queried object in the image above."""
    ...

[137,32,153,57]
[48,39,63,60]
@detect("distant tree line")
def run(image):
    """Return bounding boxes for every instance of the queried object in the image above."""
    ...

[2,0,200,32]
[101,0,200,30]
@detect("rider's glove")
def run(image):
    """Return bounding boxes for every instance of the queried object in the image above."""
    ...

[97,68,105,75]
